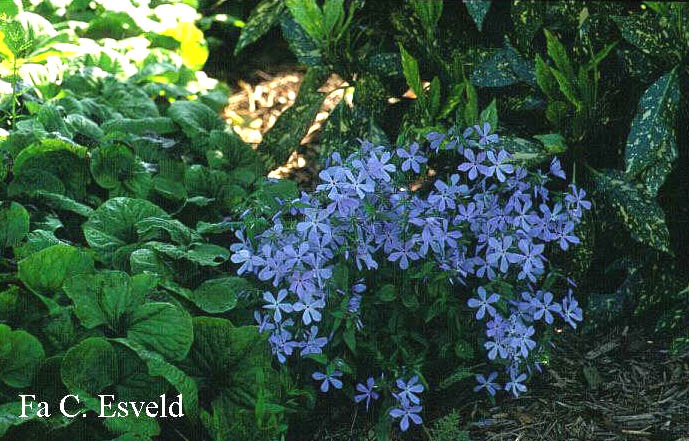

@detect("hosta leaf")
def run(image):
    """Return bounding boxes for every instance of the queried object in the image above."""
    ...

[61,337,117,395]
[260,66,328,168]
[102,118,177,136]
[63,271,148,330]
[0,202,29,248]
[18,245,95,295]
[83,198,168,265]
[65,113,104,140]
[33,191,94,217]
[90,144,137,190]
[235,0,286,55]
[167,101,224,140]
[193,277,251,314]
[128,302,193,361]
[592,169,670,253]
[624,67,679,195]
[115,339,199,418]
[0,402,37,437]
[0,325,45,388]
[12,139,89,199]
[464,0,491,31]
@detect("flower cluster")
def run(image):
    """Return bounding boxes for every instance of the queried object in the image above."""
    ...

[230,124,589,431]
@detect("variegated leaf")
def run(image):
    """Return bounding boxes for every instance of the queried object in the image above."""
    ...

[624,67,679,195]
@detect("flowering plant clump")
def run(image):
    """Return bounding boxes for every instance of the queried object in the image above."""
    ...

[231,124,589,432]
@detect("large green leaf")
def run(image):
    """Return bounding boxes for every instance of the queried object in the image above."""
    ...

[61,337,117,396]
[411,0,443,33]
[399,44,421,97]
[83,198,168,265]
[11,139,90,198]
[624,67,679,195]
[18,245,95,295]
[613,13,679,63]
[235,0,286,55]
[592,169,671,253]
[167,101,224,140]
[0,202,29,248]
[0,325,45,388]
[464,0,491,31]
[193,277,250,314]
[63,271,151,330]
[128,302,193,361]
[115,339,199,418]
[90,144,137,190]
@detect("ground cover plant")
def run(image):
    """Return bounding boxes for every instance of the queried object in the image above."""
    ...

[0,1,688,440]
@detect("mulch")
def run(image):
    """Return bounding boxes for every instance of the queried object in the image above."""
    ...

[469,328,689,441]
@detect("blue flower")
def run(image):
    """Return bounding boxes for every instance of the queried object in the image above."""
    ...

[457,148,486,180]
[397,142,427,173]
[292,292,325,325]
[390,395,423,432]
[354,377,379,410]
[263,290,293,323]
[474,371,501,396]
[312,370,343,393]
[475,122,499,145]
[505,372,527,397]
[468,287,500,320]
[396,375,424,404]
[549,157,566,179]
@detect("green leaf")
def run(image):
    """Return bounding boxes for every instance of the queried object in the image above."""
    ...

[66,114,104,140]
[90,145,137,190]
[0,325,45,388]
[285,0,324,42]
[167,101,224,140]
[533,133,567,153]
[0,202,29,248]
[235,0,286,54]
[613,14,678,62]
[550,66,581,110]
[470,46,536,88]
[544,29,575,81]
[115,339,199,418]
[463,82,479,125]
[592,169,671,253]
[83,198,168,265]
[63,271,148,330]
[279,14,323,66]
[535,54,559,98]
[12,139,90,199]
[377,284,396,302]
[0,402,36,437]
[102,117,177,136]
[411,0,443,33]
[510,0,545,52]
[498,135,549,167]
[427,77,441,117]
[399,44,421,97]
[193,277,250,314]
[61,337,117,395]
[260,66,328,168]
[464,0,491,31]
[624,68,679,195]
[479,98,498,130]
[33,191,94,217]
[18,245,95,295]
[323,0,345,35]
[128,302,193,361]
[0,0,22,17]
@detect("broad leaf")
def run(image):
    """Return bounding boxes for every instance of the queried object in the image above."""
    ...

[193,277,251,314]
[235,0,286,55]
[592,169,671,253]
[624,67,679,195]
[18,245,95,295]
[167,101,224,140]
[464,0,491,31]
[0,325,45,388]
[128,302,193,361]
[0,202,29,248]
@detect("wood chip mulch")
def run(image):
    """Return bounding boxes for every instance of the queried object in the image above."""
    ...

[223,68,348,187]
[468,328,689,441]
